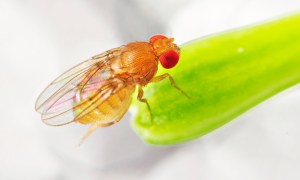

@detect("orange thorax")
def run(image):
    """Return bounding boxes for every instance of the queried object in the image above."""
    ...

[111,42,158,86]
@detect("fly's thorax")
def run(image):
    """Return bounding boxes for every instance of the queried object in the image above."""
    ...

[111,42,158,85]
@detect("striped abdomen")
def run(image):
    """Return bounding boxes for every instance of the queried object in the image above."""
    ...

[74,85,135,125]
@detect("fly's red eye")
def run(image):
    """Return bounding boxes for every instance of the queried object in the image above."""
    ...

[159,50,179,69]
[149,35,167,44]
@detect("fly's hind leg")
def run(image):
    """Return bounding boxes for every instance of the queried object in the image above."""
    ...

[78,110,128,146]
[137,86,153,124]
[150,73,191,99]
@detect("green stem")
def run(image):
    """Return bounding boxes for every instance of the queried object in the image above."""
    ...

[132,13,300,145]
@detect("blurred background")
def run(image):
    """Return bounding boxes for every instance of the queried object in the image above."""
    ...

[0,0,300,179]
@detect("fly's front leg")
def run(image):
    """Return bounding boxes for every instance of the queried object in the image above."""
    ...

[150,73,191,99]
[137,86,153,123]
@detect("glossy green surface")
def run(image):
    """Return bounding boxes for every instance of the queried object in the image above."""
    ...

[132,13,300,145]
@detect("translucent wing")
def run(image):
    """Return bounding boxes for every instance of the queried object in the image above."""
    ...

[35,48,122,126]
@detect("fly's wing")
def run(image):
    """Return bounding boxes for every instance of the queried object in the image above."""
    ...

[35,48,124,126]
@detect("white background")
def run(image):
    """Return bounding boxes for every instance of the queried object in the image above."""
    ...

[0,0,300,179]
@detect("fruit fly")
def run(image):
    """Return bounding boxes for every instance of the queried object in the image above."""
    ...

[35,35,187,143]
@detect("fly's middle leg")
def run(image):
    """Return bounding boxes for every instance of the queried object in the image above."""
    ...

[150,73,191,99]
[137,86,153,124]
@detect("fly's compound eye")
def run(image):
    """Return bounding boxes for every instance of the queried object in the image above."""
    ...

[149,34,167,44]
[159,50,179,69]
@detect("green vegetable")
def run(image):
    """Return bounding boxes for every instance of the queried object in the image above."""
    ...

[132,13,300,145]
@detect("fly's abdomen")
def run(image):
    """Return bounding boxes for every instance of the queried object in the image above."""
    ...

[73,86,134,124]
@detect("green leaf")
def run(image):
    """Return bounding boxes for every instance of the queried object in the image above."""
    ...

[132,13,300,145]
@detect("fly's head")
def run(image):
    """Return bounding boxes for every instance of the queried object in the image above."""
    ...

[149,35,180,69]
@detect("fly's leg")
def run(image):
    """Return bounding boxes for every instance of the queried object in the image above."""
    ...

[78,122,100,146]
[137,86,153,124]
[150,73,191,99]
[78,110,128,146]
